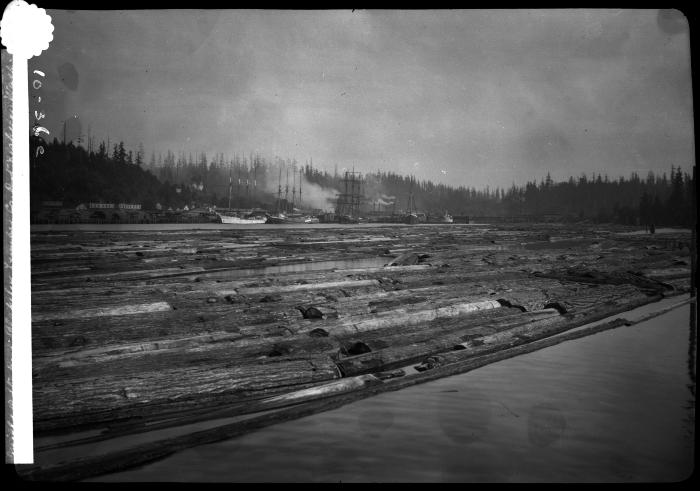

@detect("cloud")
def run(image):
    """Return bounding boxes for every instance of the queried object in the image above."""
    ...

[30,9,693,190]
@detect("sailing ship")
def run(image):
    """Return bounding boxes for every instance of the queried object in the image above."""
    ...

[265,165,313,224]
[265,212,307,224]
[217,163,266,224]
[218,212,267,224]
[334,169,364,223]
[403,177,423,224]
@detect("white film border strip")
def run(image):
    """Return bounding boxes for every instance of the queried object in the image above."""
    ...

[1,0,55,464]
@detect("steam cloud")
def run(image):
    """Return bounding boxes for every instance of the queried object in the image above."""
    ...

[259,166,339,211]
[298,177,340,211]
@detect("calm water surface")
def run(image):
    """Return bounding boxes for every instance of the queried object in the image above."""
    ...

[94,304,695,482]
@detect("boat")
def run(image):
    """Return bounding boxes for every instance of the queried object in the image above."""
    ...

[265,166,312,224]
[404,213,419,224]
[337,214,359,224]
[402,179,426,224]
[304,216,320,224]
[218,165,267,224]
[404,212,426,224]
[217,212,267,224]
[265,213,307,224]
[334,169,364,224]
[426,211,454,224]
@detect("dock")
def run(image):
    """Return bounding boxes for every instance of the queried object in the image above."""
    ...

[21,223,693,480]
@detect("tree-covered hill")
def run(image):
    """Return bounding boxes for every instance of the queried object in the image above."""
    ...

[29,137,695,228]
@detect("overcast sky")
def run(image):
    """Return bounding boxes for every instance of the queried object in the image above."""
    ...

[29,9,693,189]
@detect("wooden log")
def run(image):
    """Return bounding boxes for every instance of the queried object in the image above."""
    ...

[26,225,691,446]
[335,309,562,376]
[415,293,663,371]
[32,302,172,322]
[21,298,689,482]
[33,355,340,425]
[294,299,502,338]
[234,279,382,295]
[259,374,382,405]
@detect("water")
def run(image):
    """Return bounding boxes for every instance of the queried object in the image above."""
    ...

[93,302,695,482]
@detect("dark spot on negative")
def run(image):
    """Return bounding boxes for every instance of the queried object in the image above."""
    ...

[58,62,79,90]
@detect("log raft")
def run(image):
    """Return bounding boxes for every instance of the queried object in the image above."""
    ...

[22,223,692,480]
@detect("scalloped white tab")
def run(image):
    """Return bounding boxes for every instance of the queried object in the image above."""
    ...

[0,1,54,59]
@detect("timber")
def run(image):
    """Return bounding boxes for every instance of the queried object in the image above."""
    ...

[24,222,692,480]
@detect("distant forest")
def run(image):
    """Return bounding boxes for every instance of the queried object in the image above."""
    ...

[30,137,695,227]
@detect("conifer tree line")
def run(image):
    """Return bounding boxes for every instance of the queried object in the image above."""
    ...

[30,137,695,227]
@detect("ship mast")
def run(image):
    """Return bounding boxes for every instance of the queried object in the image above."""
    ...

[254,160,257,198]
[237,164,241,208]
[285,166,290,212]
[277,165,282,213]
[228,162,232,210]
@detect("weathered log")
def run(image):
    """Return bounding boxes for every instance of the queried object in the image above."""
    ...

[27,224,691,445]
[233,279,382,295]
[415,293,663,371]
[259,374,382,405]
[33,355,341,426]
[336,309,562,376]
[296,299,502,338]
[21,298,689,482]
[32,302,172,322]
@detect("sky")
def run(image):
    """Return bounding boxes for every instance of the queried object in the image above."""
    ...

[29,9,694,190]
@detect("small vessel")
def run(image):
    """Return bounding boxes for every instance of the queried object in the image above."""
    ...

[266,166,310,224]
[404,213,419,224]
[219,164,266,223]
[404,212,427,224]
[402,179,426,224]
[427,211,454,224]
[218,212,267,224]
[265,213,307,224]
[337,214,359,224]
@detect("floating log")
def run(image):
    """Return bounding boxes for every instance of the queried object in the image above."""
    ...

[415,294,664,371]
[20,297,690,482]
[260,374,382,405]
[24,223,692,477]
[234,279,382,295]
[299,299,502,338]
[336,308,562,376]
[32,302,172,322]
[33,354,341,428]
